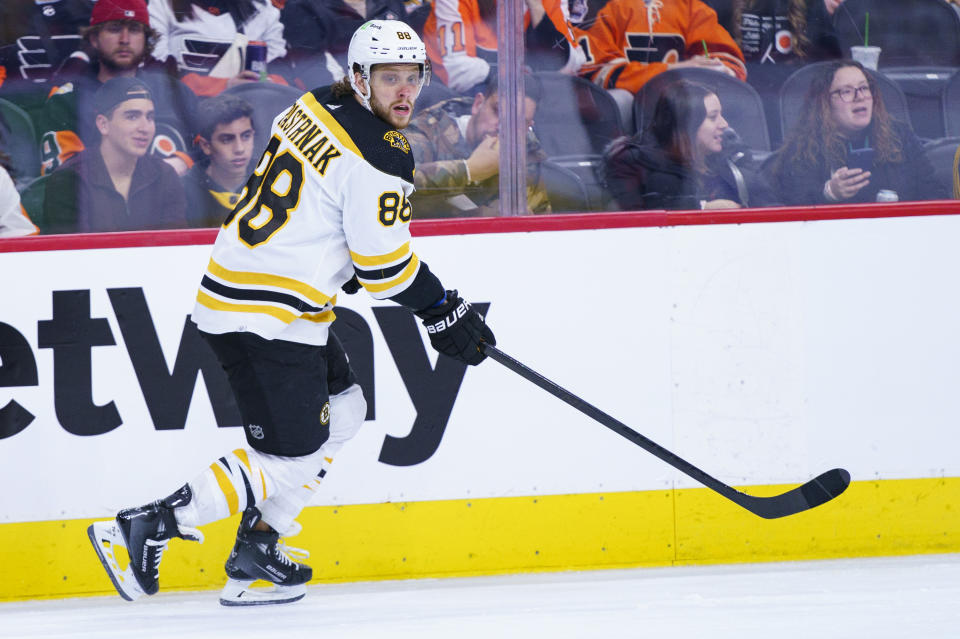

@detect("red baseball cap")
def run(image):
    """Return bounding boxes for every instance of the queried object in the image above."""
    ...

[90,0,150,28]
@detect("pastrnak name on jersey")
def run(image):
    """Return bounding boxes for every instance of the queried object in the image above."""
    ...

[275,103,343,175]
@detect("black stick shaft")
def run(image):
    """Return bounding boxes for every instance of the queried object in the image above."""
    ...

[481,343,850,519]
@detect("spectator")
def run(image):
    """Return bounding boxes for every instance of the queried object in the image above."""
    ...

[0,150,38,238]
[705,0,842,142]
[38,0,199,176]
[707,1,842,66]
[404,70,552,217]
[762,60,949,204]
[423,0,585,94]
[571,0,747,94]
[604,79,776,210]
[276,0,429,90]
[148,0,287,96]
[182,95,255,227]
[23,77,187,233]
[0,0,93,87]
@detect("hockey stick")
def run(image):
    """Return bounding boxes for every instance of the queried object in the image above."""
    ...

[481,344,850,519]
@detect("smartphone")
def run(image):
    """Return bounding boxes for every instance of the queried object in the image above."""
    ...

[847,147,874,172]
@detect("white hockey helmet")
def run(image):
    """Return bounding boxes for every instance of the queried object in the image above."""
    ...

[347,19,430,111]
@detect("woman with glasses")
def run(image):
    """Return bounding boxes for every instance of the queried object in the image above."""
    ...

[762,60,947,204]
[604,79,777,210]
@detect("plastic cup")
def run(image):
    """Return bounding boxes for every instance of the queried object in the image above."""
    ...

[850,46,881,70]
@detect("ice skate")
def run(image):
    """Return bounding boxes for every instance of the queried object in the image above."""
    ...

[87,485,203,601]
[219,508,311,606]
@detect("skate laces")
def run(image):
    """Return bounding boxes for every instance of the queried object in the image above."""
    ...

[278,540,309,563]
[143,538,169,578]
[178,525,205,544]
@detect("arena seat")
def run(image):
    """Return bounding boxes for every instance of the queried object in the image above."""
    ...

[833,0,960,67]
[223,82,306,161]
[0,98,41,184]
[634,67,771,152]
[779,63,912,141]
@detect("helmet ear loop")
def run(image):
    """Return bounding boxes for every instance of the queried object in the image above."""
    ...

[414,61,431,100]
[350,66,375,113]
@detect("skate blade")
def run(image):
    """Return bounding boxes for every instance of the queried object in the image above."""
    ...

[219,577,306,606]
[87,521,146,602]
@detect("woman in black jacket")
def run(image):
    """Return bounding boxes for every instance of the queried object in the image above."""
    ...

[762,60,949,204]
[604,79,777,210]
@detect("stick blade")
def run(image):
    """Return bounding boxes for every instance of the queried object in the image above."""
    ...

[738,468,851,519]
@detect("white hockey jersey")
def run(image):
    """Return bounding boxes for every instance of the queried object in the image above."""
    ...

[191,86,445,346]
[148,0,286,74]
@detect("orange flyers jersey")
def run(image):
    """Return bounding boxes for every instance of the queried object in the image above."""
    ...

[424,0,582,92]
[571,0,746,93]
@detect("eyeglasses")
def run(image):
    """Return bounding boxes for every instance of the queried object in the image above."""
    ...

[830,85,872,102]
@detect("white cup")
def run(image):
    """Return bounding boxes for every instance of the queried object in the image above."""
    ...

[850,46,881,70]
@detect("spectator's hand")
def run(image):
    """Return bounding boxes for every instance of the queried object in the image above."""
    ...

[524,0,546,26]
[824,0,845,16]
[466,136,500,184]
[702,199,741,210]
[226,70,261,89]
[827,167,871,200]
[163,156,190,177]
[669,55,736,77]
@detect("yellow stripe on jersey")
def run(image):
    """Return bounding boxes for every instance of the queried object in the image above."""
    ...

[196,291,335,324]
[211,462,239,516]
[350,242,411,267]
[206,258,331,308]
[360,254,420,293]
[300,92,363,158]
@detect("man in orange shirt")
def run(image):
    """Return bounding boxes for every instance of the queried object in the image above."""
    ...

[571,0,746,94]
[424,0,585,94]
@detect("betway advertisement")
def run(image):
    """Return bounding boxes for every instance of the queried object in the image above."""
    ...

[3,214,960,523]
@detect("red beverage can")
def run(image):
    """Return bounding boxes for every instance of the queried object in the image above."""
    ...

[245,41,267,75]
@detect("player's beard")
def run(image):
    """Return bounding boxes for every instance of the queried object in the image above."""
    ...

[370,95,411,130]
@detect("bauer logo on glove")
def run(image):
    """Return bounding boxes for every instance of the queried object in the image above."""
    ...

[415,291,495,366]
[424,299,470,334]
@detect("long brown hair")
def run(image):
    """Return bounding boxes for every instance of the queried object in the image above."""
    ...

[649,80,715,168]
[730,0,811,58]
[773,60,901,176]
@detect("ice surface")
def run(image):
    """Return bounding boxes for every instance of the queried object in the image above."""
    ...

[1,554,958,639]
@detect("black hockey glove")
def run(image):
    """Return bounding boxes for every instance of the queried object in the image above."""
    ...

[415,290,495,366]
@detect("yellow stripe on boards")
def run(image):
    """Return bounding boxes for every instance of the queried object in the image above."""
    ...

[211,462,239,516]
[4,477,960,601]
[360,255,419,294]
[350,242,411,268]
[206,258,331,308]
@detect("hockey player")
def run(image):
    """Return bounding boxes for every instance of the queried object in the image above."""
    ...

[88,19,496,606]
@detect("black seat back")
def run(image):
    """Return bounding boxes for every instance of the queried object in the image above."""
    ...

[634,68,771,151]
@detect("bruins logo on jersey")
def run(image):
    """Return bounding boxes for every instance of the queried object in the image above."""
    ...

[319,401,330,426]
[383,130,411,154]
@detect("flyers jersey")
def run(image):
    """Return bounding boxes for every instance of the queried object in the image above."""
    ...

[191,86,444,346]
[572,0,746,93]
[423,0,582,92]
